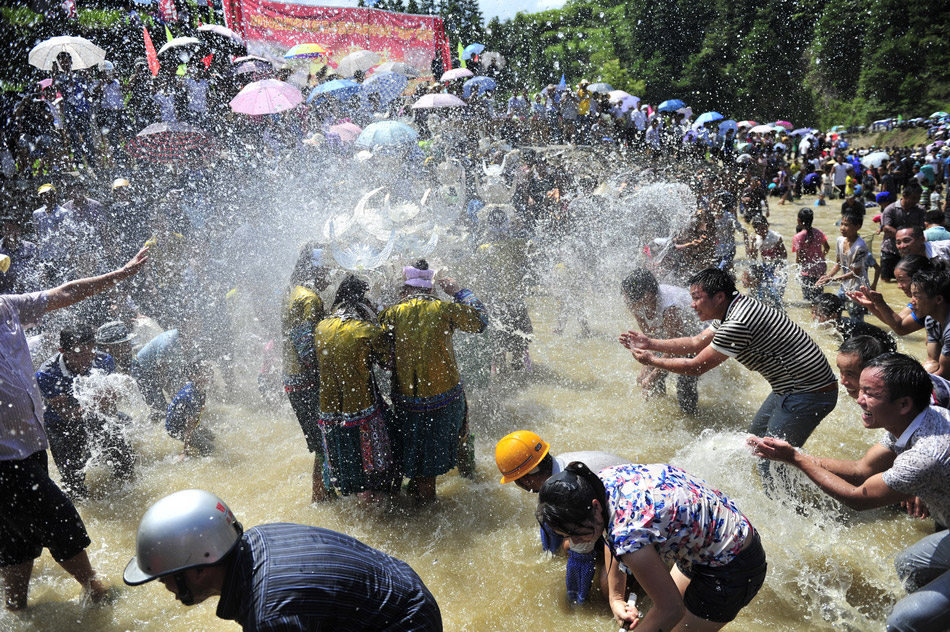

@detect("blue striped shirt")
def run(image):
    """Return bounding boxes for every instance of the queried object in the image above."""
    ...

[216,524,442,631]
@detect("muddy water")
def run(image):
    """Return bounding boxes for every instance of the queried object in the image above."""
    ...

[0,193,931,632]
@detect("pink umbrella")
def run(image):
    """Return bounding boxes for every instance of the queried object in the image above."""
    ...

[440,68,474,82]
[774,120,793,130]
[327,122,362,142]
[411,93,468,109]
[737,120,757,129]
[230,79,302,115]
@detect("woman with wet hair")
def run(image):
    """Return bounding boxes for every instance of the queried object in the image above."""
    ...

[315,275,397,502]
[536,461,766,631]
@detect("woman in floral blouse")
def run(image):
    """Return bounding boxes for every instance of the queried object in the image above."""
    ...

[536,462,766,631]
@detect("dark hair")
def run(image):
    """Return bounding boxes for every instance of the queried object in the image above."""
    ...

[911,269,950,300]
[535,462,608,538]
[896,254,934,277]
[841,211,864,227]
[289,241,324,287]
[60,326,96,350]
[925,210,946,226]
[688,268,737,299]
[863,352,933,412]
[797,207,814,231]
[902,182,923,198]
[897,224,925,241]
[750,214,769,229]
[813,293,844,317]
[838,334,896,367]
[621,269,659,302]
[413,259,429,270]
[333,273,369,305]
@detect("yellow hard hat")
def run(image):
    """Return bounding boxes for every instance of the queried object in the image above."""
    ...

[495,430,550,483]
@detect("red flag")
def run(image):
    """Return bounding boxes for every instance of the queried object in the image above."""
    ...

[159,0,178,22]
[143,28,160,77]
[62,0,77,18]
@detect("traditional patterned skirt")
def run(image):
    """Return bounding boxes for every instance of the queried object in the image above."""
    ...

[318,403,396,495]
[392,383,467,479]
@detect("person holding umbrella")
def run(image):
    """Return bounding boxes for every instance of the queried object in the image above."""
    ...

[52,52,97,170]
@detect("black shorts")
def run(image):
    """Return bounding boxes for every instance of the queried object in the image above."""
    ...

[287,388,322,454]
[0,450,91,566]
[677,531,767,623]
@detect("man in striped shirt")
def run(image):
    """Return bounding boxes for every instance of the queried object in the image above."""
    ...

[125,489,443,631]
[620,267,838,452]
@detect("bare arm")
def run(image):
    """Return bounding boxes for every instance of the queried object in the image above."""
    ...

[848,287,923,335]
[619,326,715,357]
[630,341,728,377]
[45,245,148,313]
[618,546,687,632]
[748,437,906,510]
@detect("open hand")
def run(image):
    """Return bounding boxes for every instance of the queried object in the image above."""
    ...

[746,435,797,463]
[619,330,650,351]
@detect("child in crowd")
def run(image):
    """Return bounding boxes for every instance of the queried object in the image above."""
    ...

[166,360,215,459]
[792,208,829,303]
[750,214,787,308]
[818,211,868,322]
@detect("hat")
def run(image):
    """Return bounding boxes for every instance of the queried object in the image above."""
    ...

[95,321,136,345]
[112,178,131,190]
[37,183,56,194]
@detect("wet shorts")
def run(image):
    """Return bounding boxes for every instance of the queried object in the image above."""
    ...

[677,531,767,623]
[0,450,91,566]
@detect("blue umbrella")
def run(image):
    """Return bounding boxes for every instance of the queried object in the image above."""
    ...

[695,111,724,125]
[717,119,738,133]
[307,79,361,104]
[657,99,686,113]
[355,120,418,148]
[461,43,485,60]
[362,71,408,106]
[462,76,496,98]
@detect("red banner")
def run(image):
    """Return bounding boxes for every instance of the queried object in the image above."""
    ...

[159,0,178,22]
[222,1,450,81]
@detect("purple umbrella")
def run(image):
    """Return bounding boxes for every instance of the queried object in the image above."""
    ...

[230,79,303,115]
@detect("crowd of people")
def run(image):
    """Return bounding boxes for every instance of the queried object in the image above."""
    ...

[5,23,950,632]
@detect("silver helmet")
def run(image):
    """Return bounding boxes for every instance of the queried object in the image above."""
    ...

[123,489,243,586]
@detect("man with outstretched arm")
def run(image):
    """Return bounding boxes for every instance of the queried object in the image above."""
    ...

[0,245,148,611]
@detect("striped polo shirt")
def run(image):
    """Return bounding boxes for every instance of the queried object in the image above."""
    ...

[710,294,836,395]
[216,524,443,631]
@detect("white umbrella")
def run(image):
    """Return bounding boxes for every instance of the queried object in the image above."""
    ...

[375,62,420,77]
[29,35,106,71]
[158,36,203,57]
[861,151,890,169]
[608,90,640,112]
[336,50,381,78]
[749,124,776,134]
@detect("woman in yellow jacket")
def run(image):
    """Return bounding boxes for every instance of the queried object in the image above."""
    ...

[379,260,487,503]
[315,275,397,501]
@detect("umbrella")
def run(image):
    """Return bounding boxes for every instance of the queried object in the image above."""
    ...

[773,120,793,130]
[375,62,420,77]
[677,106,693,119]
[307,79,362,104]
[462,43,485,60]
[749,124,776,134]
[196,24,245,53]
[362,71,408,105]
[587,82,613,94]
[789,127,812,136]
[157,36,203,58]
[462,76,496,98]
[737,120,757,129]
[440,68,474,82]
[608,90,640,112]
[480,51,505,69]
[772,125,786,133]
[284,43,330,60]
[695,111,725,125]
[411,93,467,109]
[930,112,949,119]
[29,35,106,71]
[127,122,217,164]
[736,142,751,152]
[356,120,418,148]
[232,60,273,77]
[736,153,753,164]
[230,79,302,115]
[336,50,381,77]
[861,151,890,168]
[657,99,686,113]
[718,119,738,134]
[327,122,362,143]
[829,125,847,133]
[234,55,272,65]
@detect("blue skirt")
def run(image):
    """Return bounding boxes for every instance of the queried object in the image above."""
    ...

[393,391,466,479]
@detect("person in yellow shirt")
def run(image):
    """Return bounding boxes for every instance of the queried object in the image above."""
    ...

[281,244,331,502]
[379,260,487,503]
[315,275,396,502]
